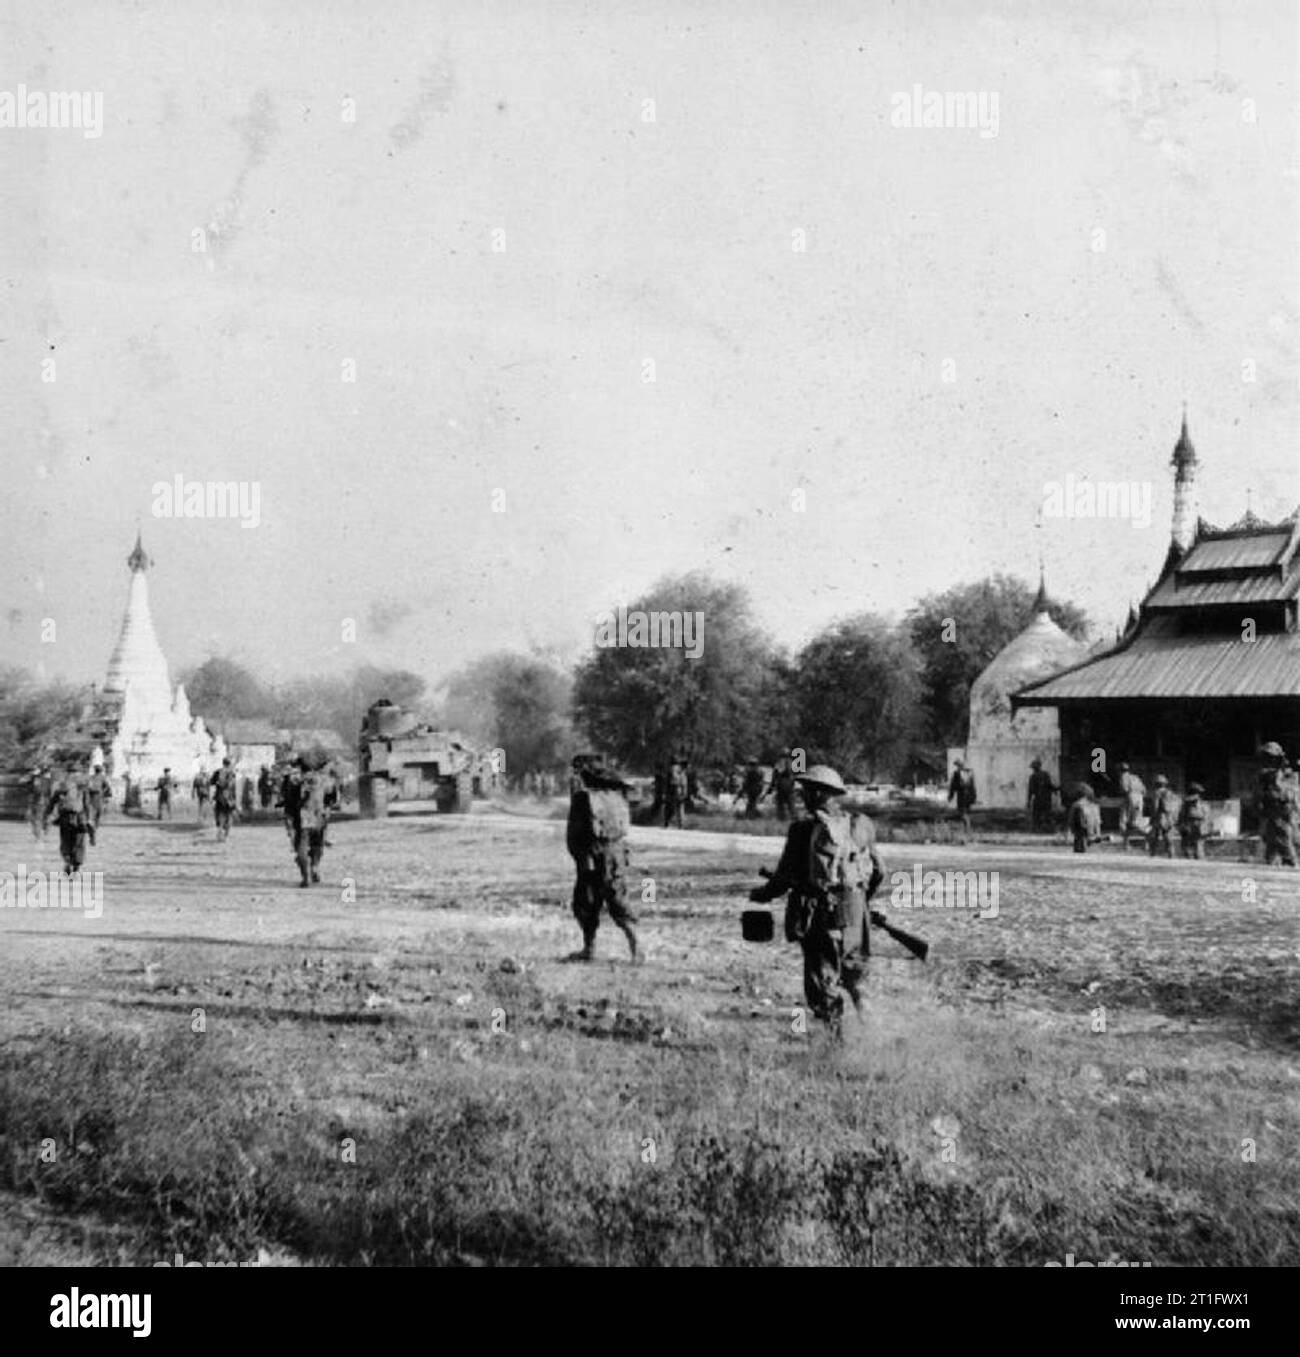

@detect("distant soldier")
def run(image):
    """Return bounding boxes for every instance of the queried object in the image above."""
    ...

[664,757,688,829]
[1025,758,1056,832]
[1256,742,1297,867]
[211,758,238,841]
[948,759,977,838]
[155,768,175,820]
[1116,763,1146,850]
[26,764,51,840]
[192,769,210,822]
[85,763,113,845]
[749,765,883,1041]
[1177,783,1210,860]
[241,775,255,817]
[258,765,274,811]
[281,753,337,887]
[684,761,701,812]
[567,754,639,962]
[771,750,798,822]
[1066,783,1099,853]
[45,759,92,876]
[741,757,767,819]
[1147,775,1177,859]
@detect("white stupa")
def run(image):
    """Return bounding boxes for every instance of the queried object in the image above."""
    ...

[101,533,225,793]
[964,576,1089,809]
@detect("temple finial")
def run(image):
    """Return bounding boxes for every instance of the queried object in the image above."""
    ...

[127,531,151,573]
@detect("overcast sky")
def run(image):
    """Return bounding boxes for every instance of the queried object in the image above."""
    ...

[2,0,1296,695]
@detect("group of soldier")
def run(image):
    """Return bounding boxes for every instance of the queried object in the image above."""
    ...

[23,750,342,886]
[649,751,802,825]
[569,750,884,1040]
[1025,745,1300,865]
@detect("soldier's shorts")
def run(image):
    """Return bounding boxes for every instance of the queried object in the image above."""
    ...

[800,898,868,1026]
[294,827,326,874]
[571,844,635,935]
[1263,821,1297,867]
[59,821,87,871]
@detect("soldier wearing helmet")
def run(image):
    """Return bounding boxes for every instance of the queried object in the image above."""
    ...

[1147,773,1178,858]
[749,764,884,1039]
[210,756,238,841]
[1025,757,1056,833]
[947,758,976,840]
[566,754,639,962]
[1256,743,1297,867]
[1115,762,1147,851]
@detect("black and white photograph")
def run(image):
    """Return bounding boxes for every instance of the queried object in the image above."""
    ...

[1,0,1296,1300]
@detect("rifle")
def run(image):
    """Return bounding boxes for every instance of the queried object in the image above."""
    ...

[758,868,929,961]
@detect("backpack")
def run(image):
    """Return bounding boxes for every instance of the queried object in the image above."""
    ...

[669,766,688,799]
[213,769,237,805]
[805,812,877,931]
[567,787,629,854]
[57,778,89,822]
[296,771,329,829]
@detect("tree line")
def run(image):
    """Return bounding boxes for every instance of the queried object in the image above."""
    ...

[1,571,1087,782]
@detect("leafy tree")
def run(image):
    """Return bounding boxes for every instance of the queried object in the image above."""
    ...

[443,652,573,774]
[0,668,87,769]
[179,657,271,723]
[791,614,924,781]
[572,572,780,771]
[906,575,1089,747]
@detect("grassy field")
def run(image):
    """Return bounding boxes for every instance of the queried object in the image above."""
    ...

[0,806,1297,1266]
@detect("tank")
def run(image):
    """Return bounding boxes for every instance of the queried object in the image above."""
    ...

[357,699,476,818]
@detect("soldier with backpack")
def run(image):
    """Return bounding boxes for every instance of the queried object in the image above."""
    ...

[85,762,113,845]
[26,763,51,841]
[210,758,238,841]
[281,752,337,887]
[192,768,210,822]
[567,753,639,962]
[45,758,93,875]
[748,765,884,1040]
[1116,763,1146,850]
[1147,775,1178,858]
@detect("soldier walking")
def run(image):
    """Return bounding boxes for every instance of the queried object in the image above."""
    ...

[1256,742,1298,867]
[26,764,51,840]
[771,750,797,822]
[749,765,883,1041]
[1177,783,1209,859]
[45,759,92,876]
[281,753,337,887]
[947,759,977,839]
[211,758,238,841]
[741,757,767,819]
[192,769,210,822]
[567,754,639,962]
[1066,783,1099,853]
[85,762,113,845]
[1116,763,1146,850]
[1026,758,1056,832]
[1147,775,1177,858]
[155,768,175,820]
[258,765,274,811]
[664,757,688,829]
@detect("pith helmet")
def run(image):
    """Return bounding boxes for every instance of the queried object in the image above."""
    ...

[1030,758,1042,769]
[1154,774,1168,786]
[1188,782,1205,795]
[796,764,847,796]
[1118,762,1130,772]
[1260,741,1285,759]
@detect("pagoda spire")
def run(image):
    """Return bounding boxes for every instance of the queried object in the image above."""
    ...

[127,531,151,574]
[1032,563,1049,615]
[1165,406,1200,572]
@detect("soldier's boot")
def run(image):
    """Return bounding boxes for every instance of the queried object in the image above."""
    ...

[618,921,639,963]
[569,928,596,962]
